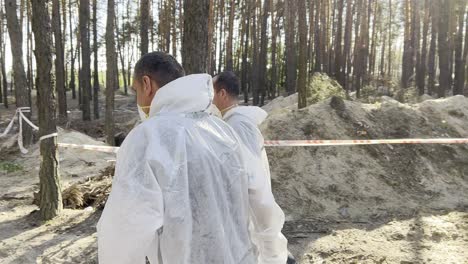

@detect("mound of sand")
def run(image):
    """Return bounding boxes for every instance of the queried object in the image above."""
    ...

[262,95,468,222]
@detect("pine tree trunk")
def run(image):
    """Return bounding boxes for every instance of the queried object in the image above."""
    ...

[454,0,466,95]
[401,0,412,88]
[1,7,8,108]
[92,0,99,119]
[225,0,235,71]
[369,0,378,76]
[417,0,430,95]
[270,0,278,99]
[0,7,6,108]
[438,0,450,98]
[53,0,67,122]
[5,0,32,145]
[343,0,353,92]
[217,0,225,72]
[413,0,421,91]
[106,0,117,146]
[79,0,91,120]
[182,0,210,74]
[140,0,149,56]
[31,0,63,221]
[68,0,76,100]
[171,0,177,56]
[427,0,437,95]
[314,0,321,72]
[335,0,344,86]
[285,0,297,95]
[463,6,468,94]
[26,0,33,93]
[241,0,250,103]
[251,0,259,105]
[306,0,313,81]
[298,0,308,109]
[387,0,392,76]
[258,0,270,105]
[207,0,215,74]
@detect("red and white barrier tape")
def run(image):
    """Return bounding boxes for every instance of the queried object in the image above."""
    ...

[57,138,468,154]
[264,138,468,147]
[1,107,57,154]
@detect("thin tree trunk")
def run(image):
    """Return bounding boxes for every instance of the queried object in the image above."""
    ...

[417,0,430,95]
[79,0,91,120]
[314,0,322,72]
[0,6,6,107]
[53,0,67,122]
[5,0,32,145]
[225,0,235,71]
[182,0,210,74]
[217,0,225,72]
[92,0,99,119]
[454,0,466,95]
[343,0,353,92]
[438,0,450,98]
[285,0,297,95]
[207,0,215,74]
[251,0,259,104]
[413,0,421,92]
[298,0,308,109]
[427,0,437,95]
[171,0,177,56]
[68,0,76,99]
[387,0,392,76]
[270,0,278,99]
[140,0,150,56]
[106,0,117,146]
[258,0,270,105]
[31,0,63,221]
[369,0,378,76]
[241,0,250,103]
[401,0,412,88]
[335,0,344,85]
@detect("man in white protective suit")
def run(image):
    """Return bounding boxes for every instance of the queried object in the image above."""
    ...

[97,52,288,264]
[211,71,296,264]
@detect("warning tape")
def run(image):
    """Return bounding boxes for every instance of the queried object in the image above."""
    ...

[264,138,468,146]
[1,107,57,154]
[57,138,468,154]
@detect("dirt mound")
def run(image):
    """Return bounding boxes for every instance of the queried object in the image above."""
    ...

[261,95,468,222]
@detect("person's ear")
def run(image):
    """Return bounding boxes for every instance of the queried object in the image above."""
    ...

[142,76,152,97]
[220,88,227,98]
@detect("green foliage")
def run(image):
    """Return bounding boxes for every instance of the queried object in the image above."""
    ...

[307,73,346,105]
[0,162,24,173]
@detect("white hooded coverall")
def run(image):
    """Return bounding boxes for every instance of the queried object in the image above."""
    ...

[97,74,287,264]
[223,106,288,263]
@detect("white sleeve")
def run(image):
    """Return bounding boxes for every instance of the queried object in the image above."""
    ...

[97,130,164,264]
[232,120,288,264]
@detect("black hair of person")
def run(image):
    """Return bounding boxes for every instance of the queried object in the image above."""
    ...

[134,51,186,88]
[213,71,240,97]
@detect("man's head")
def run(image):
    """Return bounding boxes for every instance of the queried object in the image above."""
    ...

[132,52,185,114]
[212,71,240,113]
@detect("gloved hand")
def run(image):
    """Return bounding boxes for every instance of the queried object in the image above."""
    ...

[287,252,297,264]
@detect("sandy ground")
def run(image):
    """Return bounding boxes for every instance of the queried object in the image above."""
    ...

[1,89,468,263]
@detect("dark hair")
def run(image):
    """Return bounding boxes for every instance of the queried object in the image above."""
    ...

[134,52,185,88]
[213,71,240,97]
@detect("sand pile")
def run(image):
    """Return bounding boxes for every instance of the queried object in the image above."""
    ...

[261,95,468,222]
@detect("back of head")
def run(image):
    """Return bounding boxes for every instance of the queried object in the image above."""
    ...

[134,51,186,88]
[213,71,240,98]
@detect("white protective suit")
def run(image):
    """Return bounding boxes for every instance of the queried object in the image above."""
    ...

[223,106,288,263]
[97,74,287,264]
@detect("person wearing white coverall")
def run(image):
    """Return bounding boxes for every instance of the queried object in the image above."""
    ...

[211,71,296,264]
[97,52,288,264]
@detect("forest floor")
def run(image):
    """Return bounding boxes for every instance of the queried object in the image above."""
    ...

[1,87,468,264]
